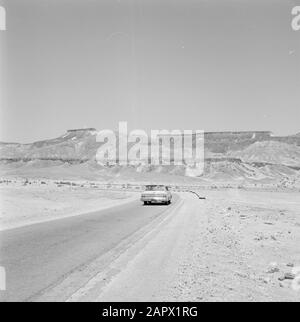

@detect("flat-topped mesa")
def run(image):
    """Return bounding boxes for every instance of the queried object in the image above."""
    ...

[66,128,98,138]
[67,128,97,133]
[155,131,272,139]
[205,131,272,139]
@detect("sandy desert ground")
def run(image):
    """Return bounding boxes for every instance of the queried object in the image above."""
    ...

[0,180,137,231]
[67,189,300,302]
[0,180,299,301]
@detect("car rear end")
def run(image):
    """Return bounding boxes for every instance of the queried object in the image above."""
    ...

[141,185,171,205]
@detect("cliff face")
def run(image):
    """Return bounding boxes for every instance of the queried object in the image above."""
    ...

[204,131,300,153]
[204,131,271,153]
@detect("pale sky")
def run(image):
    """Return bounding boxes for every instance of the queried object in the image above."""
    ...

[0,0,300,143]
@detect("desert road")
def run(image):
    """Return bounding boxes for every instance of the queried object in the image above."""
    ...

[0,195,180,302]
[1,190,299,302]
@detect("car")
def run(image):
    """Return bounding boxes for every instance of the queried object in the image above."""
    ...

[141,185,172,205]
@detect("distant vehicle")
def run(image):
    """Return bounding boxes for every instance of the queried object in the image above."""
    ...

[141,185,172,205]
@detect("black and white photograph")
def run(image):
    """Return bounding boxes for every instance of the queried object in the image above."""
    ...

[0,0,300,305]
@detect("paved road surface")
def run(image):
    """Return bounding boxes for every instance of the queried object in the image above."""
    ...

[0,196,178,301]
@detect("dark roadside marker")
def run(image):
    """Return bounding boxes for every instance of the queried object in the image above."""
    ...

[189,191,206,200]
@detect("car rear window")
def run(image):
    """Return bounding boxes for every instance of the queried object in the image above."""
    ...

[145,185,165,191]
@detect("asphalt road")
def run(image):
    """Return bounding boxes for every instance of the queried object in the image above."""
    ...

[0,195,178,302]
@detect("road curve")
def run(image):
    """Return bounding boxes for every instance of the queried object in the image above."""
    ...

[0,195,179,302]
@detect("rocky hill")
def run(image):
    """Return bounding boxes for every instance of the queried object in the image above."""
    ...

[0,128,100,162]
[0,129,300,186]
[228,141,300,167]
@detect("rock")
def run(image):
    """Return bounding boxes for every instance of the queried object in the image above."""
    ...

[284,272,296,280]
[278,272,296,281]
[286,263,294,267]
[267,262,279,273]
[270,235,277,241]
